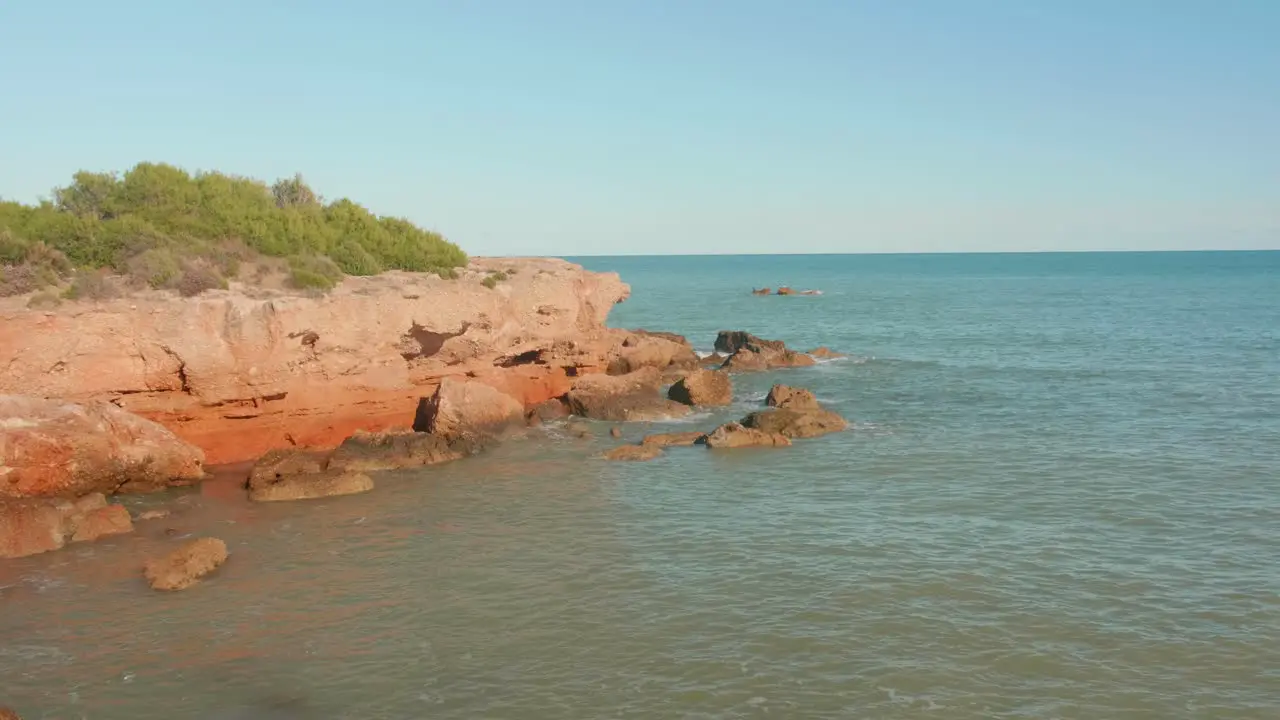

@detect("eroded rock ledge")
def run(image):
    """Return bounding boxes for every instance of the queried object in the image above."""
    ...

[0,258,632,465]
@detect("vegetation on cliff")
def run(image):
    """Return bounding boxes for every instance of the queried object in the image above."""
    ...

[0,162,466,299]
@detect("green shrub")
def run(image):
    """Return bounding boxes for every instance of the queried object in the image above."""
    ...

[63,268,119,301]
[288,268,337,291]
[0,163,468,288]
[328,238,383,276]
[174,261,228,297]
[481,275,498,290]
[126,247,181,288]
[0,228,27,264]
[27,289,62,309]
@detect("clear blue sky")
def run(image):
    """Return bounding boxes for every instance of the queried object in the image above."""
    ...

[1,0,1277,255]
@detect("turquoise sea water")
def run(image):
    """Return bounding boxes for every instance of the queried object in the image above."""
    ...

[2,251,1278,718]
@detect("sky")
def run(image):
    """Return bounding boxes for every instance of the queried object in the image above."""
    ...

[0,0,1277,256]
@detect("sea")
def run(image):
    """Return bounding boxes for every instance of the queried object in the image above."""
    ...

[1,251,1278,719]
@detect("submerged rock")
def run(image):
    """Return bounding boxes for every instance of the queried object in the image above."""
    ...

[699,423,791,449]
[641,431,706,447]
[809,346,845,359]
[0,395,205,499]
[765,384,821,411]
[246,449,374,502]
[144,537,228,591]
[741,408,848,439]
[0,493,135,558]
[527,398,571,424]
[327,429,473,473]
[413,377,524,441]
[603,445,664,462]
[667,369,733,407]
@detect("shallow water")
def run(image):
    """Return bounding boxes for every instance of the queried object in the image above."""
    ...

[3,251,1279,718]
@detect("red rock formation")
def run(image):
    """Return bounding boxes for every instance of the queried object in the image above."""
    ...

[0,395,205,498]
[0,493,134,558]
[0,258,631,465]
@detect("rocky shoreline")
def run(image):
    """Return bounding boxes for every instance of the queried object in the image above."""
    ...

[1,260,850,571]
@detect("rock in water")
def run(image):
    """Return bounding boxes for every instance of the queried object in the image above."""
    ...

[765,384,821,411]
[606,332,700,375]
[563,368,690,421]
[713,331,786,355]
[0,493,135,558]
[0,706,22,719]
[699,423,791,449]
[808,346,845,359]
[667,369,733,407]
[246,449,374,502]
[144,537,228,591]
[0,395,205,499]
[69,504,134,543]
[603,445,664,461]
[640,431,706,447]
[413,378,524,441]
[741,408,848,439]
[326,429,472,473]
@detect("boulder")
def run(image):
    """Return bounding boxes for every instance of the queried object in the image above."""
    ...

[699,352,726,367]
[699,423,791,449]
[606,333,699,375]
[714,331,786,355]
[413,378,524,441]
[752,287,771,295]
[721,347,815,373]
[640,431,706,447]
[776,287,795,296]
[69,504,134,544]
[246,448,374,502]
[144,537,228,591]
[765,384,821,411]
[563,368,690,422]
[741,408,848,439]
[326,429,472,473]
[667,369,733,406]
[809,346,845,359]
[527,398,571,424]
[0,493,135,558]
[0,395,205,499]
[603,445,664,462]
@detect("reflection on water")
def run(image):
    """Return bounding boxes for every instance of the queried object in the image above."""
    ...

[4,253,1280,718]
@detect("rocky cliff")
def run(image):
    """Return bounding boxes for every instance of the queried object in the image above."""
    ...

[0,258,631,465]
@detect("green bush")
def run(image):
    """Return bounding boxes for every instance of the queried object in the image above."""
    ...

[174,261,228,297]
[63,269,119,301]
[126,247,182,288]
[287,254,342,291]
[0,163,468,293]
[27,289,62,309]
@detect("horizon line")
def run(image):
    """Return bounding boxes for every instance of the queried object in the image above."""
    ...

[498,248,1280,259]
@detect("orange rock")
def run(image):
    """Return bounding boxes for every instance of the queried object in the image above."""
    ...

[668,369,733,407]
[603,445,664,462]
[144,537,228,591]
[413,377,524,441]
[765,384,821,411]
[700,423,791,448]
[640,431,706,447]
[70,505,134,543]
[0,259,630,465]
[0,395,205,499]
[0,493,135,558]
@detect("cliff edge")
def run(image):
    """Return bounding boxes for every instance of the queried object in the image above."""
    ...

[0,258,630,464]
